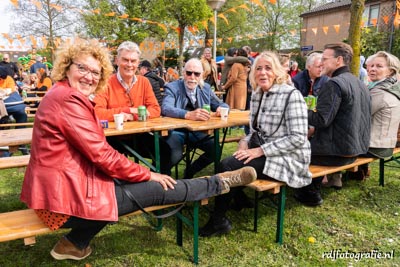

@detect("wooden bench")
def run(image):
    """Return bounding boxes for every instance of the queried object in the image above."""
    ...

[0,199,208,264]
[0,122,34,129]
[379,147,400,186]
[245,156,378,245]
[219,136,245,144]
[0,155,30,170]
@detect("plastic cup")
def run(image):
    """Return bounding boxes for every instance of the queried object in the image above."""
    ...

[220,107,229,122]
[113,114,124,130]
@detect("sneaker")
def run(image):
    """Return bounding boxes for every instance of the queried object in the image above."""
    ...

[322,173,342,189]
[50,236,92,261]
[217,166,257,194]
[294,183,323,206]
[199,217,232,237]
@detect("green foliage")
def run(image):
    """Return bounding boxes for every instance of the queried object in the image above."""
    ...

[388,28,400,59]
[162,49,179,68]
[360,27,388,58]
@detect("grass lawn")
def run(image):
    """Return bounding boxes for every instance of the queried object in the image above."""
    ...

[0,129,399,266]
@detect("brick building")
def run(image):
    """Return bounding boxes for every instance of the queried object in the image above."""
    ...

[300,0,397,52]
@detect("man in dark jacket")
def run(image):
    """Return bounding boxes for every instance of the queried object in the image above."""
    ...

[295,42,371,206]
[292,52,329,96]
[0,54,19,80]
[139,60,164,106]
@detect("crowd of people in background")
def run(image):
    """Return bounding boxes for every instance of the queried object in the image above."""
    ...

[0,39,400,260]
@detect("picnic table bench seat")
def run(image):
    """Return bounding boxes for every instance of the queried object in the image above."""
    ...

[0,199,208,264]
[245,155,380,245]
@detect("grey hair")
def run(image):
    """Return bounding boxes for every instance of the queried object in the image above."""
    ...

[203,47,212,54]
[117,41,141,57]
[184,58,204,88]
[306,52,322,68]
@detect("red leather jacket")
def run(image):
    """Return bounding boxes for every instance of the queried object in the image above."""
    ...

[20,81,151,222]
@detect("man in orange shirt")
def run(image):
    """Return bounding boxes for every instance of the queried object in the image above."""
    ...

[94,41,160,121]
[94,42,168,172]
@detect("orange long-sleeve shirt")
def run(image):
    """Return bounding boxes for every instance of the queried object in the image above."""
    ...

[94,74,161,121]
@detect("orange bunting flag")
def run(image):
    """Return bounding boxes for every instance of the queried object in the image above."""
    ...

[382,15,389,25]
[32,0,42,10]
[198,40,204,46]
[130,18,143,22]
[105,12,115,17]
[300,28,307,32]
[49,4,62,12]
[217,38,223,44]
[202,21,208,32]
[210,16,215,26]
[41,36,48,48]
[333,24,340,33]
[237,4,251,12]
[10,0,18,8]
[311,28,317,35]
[206,39,212,46]
[119,14,129,19]
[322,26,329,35]
[227,37,233,43]
[269,0,277,4]
[30,35,37,46]
[218,14,229,25]
[370,18,377,26]
[92,9,100,14]
[227,8,238,13]
[187,26,197,35]
[250,0,266,11]
[157,23,167,33]
[2,33,10,39]
[289,30,296,36]
[7,38,14,45]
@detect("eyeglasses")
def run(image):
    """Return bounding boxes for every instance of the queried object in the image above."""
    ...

[72,62,102,80]
[185,71,201,77]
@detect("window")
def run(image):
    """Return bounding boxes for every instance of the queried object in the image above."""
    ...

[362,4,380,27]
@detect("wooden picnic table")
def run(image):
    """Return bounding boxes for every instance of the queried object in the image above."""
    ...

[182,110,249,172]
[23,97,43,103]
[0,111,250,171]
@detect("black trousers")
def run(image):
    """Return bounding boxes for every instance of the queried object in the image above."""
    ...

[61,176,222,249]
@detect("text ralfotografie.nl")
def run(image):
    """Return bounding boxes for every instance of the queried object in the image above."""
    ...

[322,249,395,261]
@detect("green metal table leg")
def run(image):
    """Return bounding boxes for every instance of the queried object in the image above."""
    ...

[213,129,220,174]
[176,212,183,246]
[253,191,259,232]
[193,201,199,265]
[154,131,160,173]
[276,186,286,244]
[379,158,385,187]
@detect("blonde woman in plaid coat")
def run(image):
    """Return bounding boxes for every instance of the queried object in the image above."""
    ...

[200,51,312,237]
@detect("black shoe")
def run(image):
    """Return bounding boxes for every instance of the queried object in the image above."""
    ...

[199,217,232,237]
[230,190,254,211]
[294,184,323,206]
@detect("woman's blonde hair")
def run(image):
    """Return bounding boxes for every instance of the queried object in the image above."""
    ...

[370,51,400,77]
[249,51,289,90]
[51,38,114,93]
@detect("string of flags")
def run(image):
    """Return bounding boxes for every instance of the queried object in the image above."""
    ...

[1,0,399,52]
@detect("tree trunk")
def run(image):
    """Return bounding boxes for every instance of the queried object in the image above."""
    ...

[348,0,365,76]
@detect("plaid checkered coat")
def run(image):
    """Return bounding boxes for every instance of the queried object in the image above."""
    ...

[244,83,312,188]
